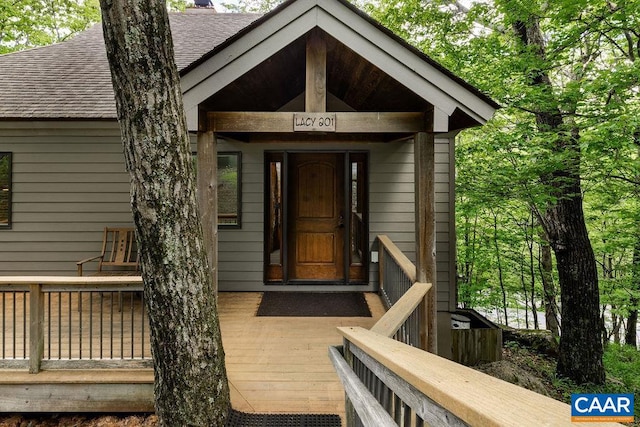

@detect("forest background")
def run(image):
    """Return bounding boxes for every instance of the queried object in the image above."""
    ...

[1,0,638,366]
[352,0,640,348]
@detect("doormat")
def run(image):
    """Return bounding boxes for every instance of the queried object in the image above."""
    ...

[226,410,341,426]
[257,292,371,317]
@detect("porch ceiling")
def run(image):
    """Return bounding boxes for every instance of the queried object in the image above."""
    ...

[199,30,430,115]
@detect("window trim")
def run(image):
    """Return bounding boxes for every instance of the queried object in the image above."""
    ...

[0,152,12,229]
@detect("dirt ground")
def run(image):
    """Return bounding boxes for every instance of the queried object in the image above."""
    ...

[0,414,158,427]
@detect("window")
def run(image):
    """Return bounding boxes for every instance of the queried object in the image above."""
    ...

[0,153,11,228]
[265,152,283,281]
[217,152,241,227]
[193,151,241,228]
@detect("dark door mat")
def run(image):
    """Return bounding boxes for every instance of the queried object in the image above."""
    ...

[256,292,371,317]
[226,410,341,426]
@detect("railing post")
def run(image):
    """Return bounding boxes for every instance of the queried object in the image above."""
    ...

[343,339,356,427]
[378,245,385,297]
[29,283,44,373]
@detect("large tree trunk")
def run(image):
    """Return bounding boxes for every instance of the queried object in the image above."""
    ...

[545,190,604,383]
[514,16,605,384]
[99,1,230,425]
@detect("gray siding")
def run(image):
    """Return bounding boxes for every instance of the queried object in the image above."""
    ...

[0,123,455,312]
[0,121,133,275]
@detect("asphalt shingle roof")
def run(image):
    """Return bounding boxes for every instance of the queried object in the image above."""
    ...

[0,12,260,120]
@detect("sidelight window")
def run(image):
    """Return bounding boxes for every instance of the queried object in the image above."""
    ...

[265,153,283,281]
[349,153,367,280]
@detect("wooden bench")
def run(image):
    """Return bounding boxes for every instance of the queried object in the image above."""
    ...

[77,227,139,276]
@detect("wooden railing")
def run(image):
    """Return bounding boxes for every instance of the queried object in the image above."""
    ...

[376,235,426,349]
[330,281,435,426]
[0,276,151,373]
[331,236,621,427]
[332,320,624,427]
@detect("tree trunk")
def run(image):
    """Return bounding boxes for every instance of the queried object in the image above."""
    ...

[99,1,230,424]
[546,191,604,383]
[525,213,538,329]
[519,253,530,329]
[538,233,560,337]
[626,309,638,347]
[493,213,509,327]
[514,15,605,384]
[610,310,621,345]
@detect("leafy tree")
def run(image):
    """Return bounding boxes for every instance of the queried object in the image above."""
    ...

[99,0,230,424]
[0,0,187,54]
[223,0,279,13]
[365,0,640,383]
[0,0,101,53]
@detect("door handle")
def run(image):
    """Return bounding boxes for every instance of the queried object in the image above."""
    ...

[337,214,345,228]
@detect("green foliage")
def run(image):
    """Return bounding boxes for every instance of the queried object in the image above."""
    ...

[504,342,639,422]
[368,0,640,343]
[604,345,640,391]
[556,345,640,422]
[0,0,101,54]
[0,0,190,54]
[223,0,283,13]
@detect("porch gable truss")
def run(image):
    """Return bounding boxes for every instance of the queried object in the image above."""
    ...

[182,0,497,132]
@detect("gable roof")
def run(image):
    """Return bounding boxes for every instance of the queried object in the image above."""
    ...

[0,12,260,120]
[180,0,498,132]
[182,0,498,112]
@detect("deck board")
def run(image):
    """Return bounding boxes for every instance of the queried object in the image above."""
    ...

[219,292,385,416]
[0,291,385,418]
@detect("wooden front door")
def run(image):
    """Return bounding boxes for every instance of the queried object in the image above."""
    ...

[288,153,345,281]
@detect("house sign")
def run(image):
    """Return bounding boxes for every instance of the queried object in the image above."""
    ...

[294,113,336,132]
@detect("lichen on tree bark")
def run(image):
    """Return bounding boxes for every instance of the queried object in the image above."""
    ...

[99,0,230,424]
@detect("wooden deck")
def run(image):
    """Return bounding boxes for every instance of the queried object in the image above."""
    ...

[0,291,385,419]
[220,292,385,416]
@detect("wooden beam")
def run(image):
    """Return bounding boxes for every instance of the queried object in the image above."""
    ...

[346,344,468,427]
[371,282,432,338]
[0,383,154,412]
[29,284,44,374]
[209,111,427,133]
[197,131,218,294]
[305,30,327,113]
[414,131,437,353]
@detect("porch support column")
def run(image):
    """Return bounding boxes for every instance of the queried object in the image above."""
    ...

[415,130,437,353]
[197,130,218,294]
